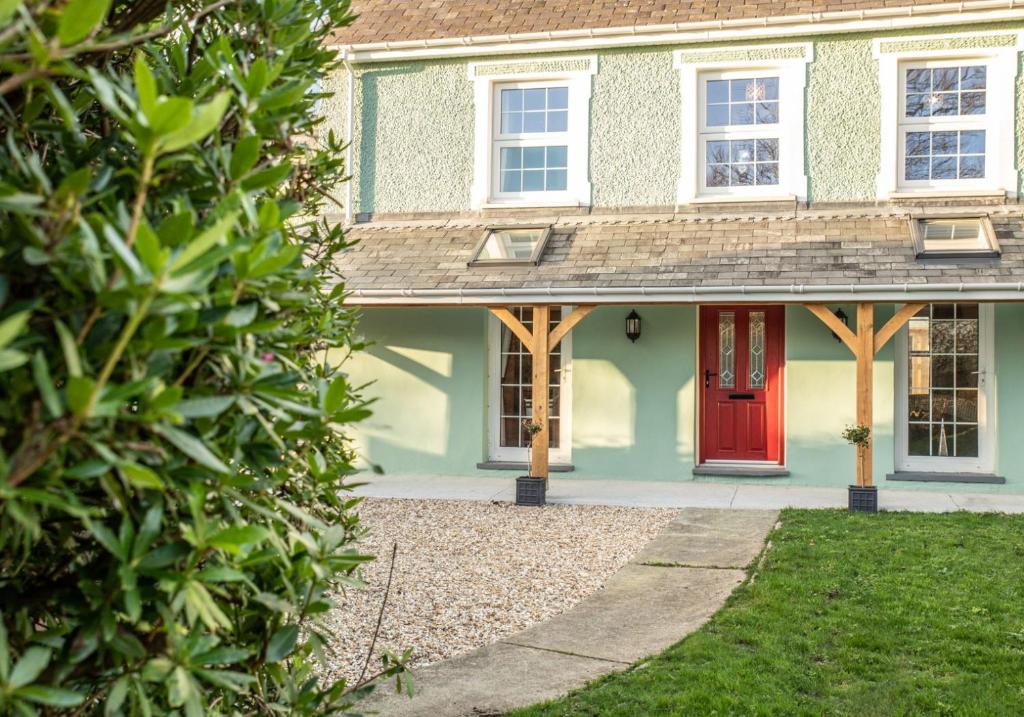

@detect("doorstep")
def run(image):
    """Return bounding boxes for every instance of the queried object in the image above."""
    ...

[692,464,790,478]
[886,471,1006,485]
[477,461,575,472]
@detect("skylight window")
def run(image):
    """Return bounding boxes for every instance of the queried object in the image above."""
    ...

[469,226,552,266]
[911,217,999,258]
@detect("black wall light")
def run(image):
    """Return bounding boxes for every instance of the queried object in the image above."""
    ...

[831,308,849,342]
[625,310,642,343]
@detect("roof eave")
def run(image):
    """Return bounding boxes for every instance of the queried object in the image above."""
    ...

[332,0,1024,63]
[342,282,1024,306]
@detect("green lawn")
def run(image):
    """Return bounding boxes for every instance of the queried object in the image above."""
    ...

[513,510,1024,716]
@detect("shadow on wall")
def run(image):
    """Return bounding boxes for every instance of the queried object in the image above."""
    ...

[357,65,425,216]
[571,306,697,481]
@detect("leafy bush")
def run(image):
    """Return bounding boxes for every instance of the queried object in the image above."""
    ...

[0,1,404,713]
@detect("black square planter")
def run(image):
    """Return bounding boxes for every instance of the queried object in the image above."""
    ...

[516,476,546,507]
[848,485,878,513]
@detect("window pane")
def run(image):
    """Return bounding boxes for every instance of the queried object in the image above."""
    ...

[523,112,546,132]
[749,311,766,389]
[755,102,779,123]
[760,77,779,100]
[522,146,545,168]
[933,67,958,91]
[730,103,754,125]
[719,312,735,389]
[547,86,568,109]
[706,104,730,126]
[705,139,780,188]
[547,110,568,132]
[501,89,522,112]
[960,156,985,179]
[524,88,546,110]
[906,68,931,92]
[546,169,567,191]
[707,79,729,103]
[522,170,544,191]
[546,145,567,167]
[960,130,985,154]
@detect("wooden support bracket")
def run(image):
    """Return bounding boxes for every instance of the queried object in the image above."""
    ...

[805,304,859,355]
[549,305,594,350]
[874,303,927,355]
[488,307,533,353]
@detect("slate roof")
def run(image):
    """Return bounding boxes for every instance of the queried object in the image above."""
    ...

[334,210,1024,301]
[332,0,950,46]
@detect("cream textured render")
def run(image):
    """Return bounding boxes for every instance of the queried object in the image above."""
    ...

[324,23,1024,215]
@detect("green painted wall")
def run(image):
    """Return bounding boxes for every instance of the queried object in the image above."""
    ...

[336,308,488,473]
[325,23,1024,214]
[342,305,1024,492]
[571,306,697,479]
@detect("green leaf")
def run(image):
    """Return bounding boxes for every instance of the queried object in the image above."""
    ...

[169,212,238,274]
[265,625,299,663]
[176,395,235,418]
[57,0,111,45]
[240,162,291,192]
[31,351,62,418]
[54,319,81,377]
[147,97,193,136]
[152,424,230,474]
[0,310,29,348]
[64,459,110,479]
[86,519,124,559]
[104,676,129,717]
[118,462,165,490]
[16,685,85,707]
[135,221,164,275]
[229,136,261,179]
[0,0,20,25]
[134,55,158,118]
[324,375,348,415]
[65,376,95,417]
[102,223,145,281]
[222,303,257,328]
[207,525,268,554]
[160,92,230,153]
[9,647,50,688]
[0,348,28,372]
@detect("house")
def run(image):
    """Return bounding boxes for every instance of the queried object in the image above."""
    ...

[324,0,1024,504]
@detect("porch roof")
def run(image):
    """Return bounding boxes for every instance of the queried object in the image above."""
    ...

[334,208,1024,306]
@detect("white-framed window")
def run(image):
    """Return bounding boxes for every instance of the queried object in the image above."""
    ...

[894,303,995,474]
[910,216,1000,258]
[675,45,812,204]
[468,58,595,209]
[487,307,572,464]
[873,33,1023,198]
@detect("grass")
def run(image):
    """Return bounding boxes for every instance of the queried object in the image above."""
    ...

[512,510,1024,716]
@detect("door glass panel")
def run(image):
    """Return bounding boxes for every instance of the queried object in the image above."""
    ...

[719,312,736,389]
[749,311,766,389]
[906,304,979,458]
[499,306,562,449]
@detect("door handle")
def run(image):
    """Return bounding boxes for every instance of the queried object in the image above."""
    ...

[704,369,718,388]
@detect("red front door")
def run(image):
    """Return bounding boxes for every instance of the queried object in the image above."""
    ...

[699,306,785,463]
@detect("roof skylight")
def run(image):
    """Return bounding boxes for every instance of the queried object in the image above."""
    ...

[469,226,552,266]
[911,217,999,258]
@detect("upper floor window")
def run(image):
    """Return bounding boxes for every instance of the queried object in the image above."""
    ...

[468,58,596,209]
[899,62,990,188]
[675,46,812,205]
[873,36,1021,199]
[495,85,569,195]
[702,74,781,191]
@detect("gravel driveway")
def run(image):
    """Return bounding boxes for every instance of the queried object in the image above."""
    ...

[321,498,678,684]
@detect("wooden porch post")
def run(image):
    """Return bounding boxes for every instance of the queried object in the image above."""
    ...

[856,303,874,487]
[805,302,927,489]
[531,305,550,479]
[488,305,595,480]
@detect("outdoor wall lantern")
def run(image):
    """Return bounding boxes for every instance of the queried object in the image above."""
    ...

[831,308,849,342]
[625,310,642,343]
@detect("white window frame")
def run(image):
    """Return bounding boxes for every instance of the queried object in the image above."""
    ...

[894,304,995,474]
[486,309,573,464]
[873,33,1023,199]
[675,45,812,204]
[468,58,595,209]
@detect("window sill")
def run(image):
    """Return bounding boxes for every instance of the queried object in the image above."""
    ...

[886,471,1005,485]
[685,194,797,205]
[888,189,1007,200]
[477,461,574,472]
[481,200,588,210]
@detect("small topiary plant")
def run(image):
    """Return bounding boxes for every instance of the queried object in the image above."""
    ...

[521,420,544,478]
[0,1,407,714]
[842,424,872,448]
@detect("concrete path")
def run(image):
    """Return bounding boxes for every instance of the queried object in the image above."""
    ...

[366,508,779,716]
[354,473,1024,513]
